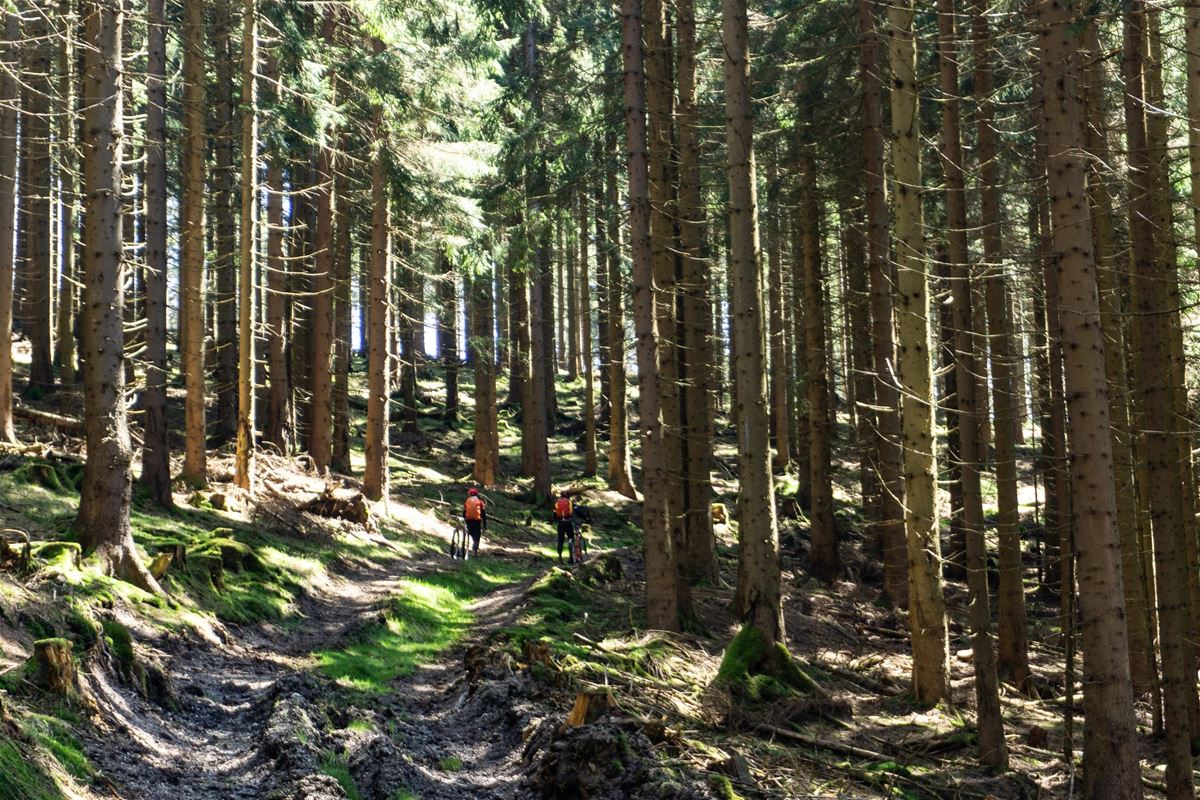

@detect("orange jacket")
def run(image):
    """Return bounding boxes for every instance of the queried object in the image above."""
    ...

[464,495,486,523]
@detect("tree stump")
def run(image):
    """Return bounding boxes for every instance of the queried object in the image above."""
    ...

[33,638,77,696]
[565,690,612,728]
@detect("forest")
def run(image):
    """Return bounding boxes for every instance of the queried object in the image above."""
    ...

[0,0,1197,797]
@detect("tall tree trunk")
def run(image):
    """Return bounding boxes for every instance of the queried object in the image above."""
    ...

[363,81,390,501]
[25,5,53,391]
[0,10,18,441]
[938,0,1005,764]
[677,0,718,584]
[1081,19,1157,699]
[265,154,288,450]
[887,0,949,704]
[331,178,351,473]
[593,169,611,425]
[788,215,811,507]
[141,0,171,506]
[180,0,207,486]
[308,11,336,472]
[644,0,687,603]
[623,0,678,630]
[289,156,314,448]
[75,0,159,595]
[605,152,637,499]
[972,0,1027,692]
[213,0,237,445]
[506,229,527,408]
[724,0,784,648]
[236,0,258,490]
[1123,6,1194,796]
[766,158,790,472]
[472,259,500,487]
[1037,1,1146,794]
[859,0,905,607]
[1146,11,1200,713]
[522,21,552,502]
[438,253,459,427]
[400,241,421,435]
[56,0,77,386]
[568,199,580,383]
[579,191,596,477]
[798,118,840,584]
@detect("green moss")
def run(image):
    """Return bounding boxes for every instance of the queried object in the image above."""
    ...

[715,626,817,702]
[319,754,363,800]
[63,600,98,647]
[438,755,463,772]
[22,712,94,782]
[101,620,135,677]
[0,737,64,800]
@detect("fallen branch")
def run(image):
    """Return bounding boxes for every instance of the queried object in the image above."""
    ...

[751,723,891,762]
[13,403,83,434]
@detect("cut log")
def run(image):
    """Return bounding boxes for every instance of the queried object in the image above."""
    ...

[13,403,84,434]
[565,690,613,728]
[33,638,77,696]
[149,552,173,580]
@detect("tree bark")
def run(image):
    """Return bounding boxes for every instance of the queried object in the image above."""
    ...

[605,150,637,499]
[972,0,1027,693]
[798,119,840,584]
[141,0,171,506]
[859,0,905,607]
[308,11,337,472]
[363,85,390,501]
[331,172,352,474]
[724,0,784,645]
[25,5,53,391]
[180,0,207,486]
[0,11,19,442]
[55,0,77,387]
[264,154,288,450]
[1038,1,1146,795]
[213,0,238,445]
[1081,19,1157,700]
[75,0,160,595]
[438,251,459,427]
[677,0,718,584]
[766,158,790,472]
[887,0,949,704]
[1122,6,1194,796]
[471,259,500,487]
[522,21,552,502]
[624,0,678,630]
[579,191,596,477]
[938,0,1005,764]
[236,0,258,490]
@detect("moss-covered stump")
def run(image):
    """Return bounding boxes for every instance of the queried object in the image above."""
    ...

[32,638,77,696]
[148,551,173,580]
[715,626,820,703]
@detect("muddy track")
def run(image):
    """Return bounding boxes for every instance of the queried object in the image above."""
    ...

[81,546,539,800]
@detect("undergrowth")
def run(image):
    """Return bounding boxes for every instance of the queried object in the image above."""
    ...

[316,559,535,694]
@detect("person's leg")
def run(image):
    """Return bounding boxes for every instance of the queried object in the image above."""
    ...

[557,523,566,561]
[468,520,481,556]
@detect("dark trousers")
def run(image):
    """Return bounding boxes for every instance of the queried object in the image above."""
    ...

[557,519,575,561]
[466,519,483,553]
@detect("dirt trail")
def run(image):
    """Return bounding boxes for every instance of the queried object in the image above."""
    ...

[82,542,540,800]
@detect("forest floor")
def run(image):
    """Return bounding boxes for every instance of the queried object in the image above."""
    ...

[0,355,1188,799]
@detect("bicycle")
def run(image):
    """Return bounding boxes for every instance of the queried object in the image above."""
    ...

[449,520,470,560]
[571,522,590,564]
